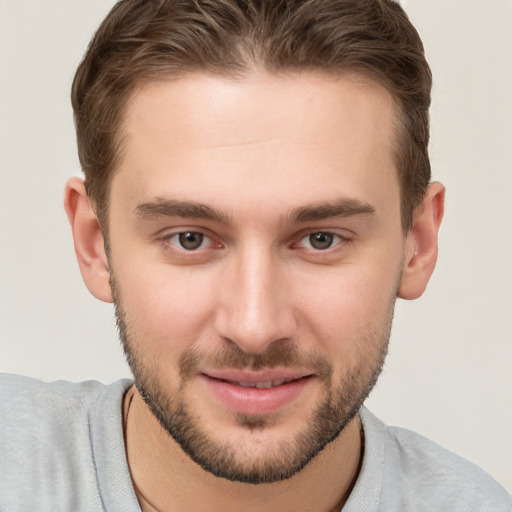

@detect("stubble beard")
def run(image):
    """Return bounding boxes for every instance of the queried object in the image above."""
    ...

[111,275,394,484]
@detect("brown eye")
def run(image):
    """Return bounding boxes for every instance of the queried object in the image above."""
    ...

[308,232,335,250]
[178,232,204,250]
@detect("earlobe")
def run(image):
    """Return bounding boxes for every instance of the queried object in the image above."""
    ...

[64,177,113,303]
[398,182,445,300]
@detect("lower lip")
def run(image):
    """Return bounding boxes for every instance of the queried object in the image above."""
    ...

[200,375,313,415]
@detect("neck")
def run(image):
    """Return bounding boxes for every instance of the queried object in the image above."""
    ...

[124,386,363,512]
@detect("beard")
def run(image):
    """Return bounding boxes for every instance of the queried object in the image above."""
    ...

[112,275,393,484]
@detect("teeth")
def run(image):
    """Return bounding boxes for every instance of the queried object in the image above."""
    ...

[238,382,256,388]
[267,379,287,387]
[256,381,273,389]
[234,378,291,389]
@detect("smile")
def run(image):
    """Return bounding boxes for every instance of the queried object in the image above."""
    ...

[220,378,296,389]
[200,372,314,415]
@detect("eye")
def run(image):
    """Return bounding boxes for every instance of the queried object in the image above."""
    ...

[297,232,343,250]
[170,231,208,250]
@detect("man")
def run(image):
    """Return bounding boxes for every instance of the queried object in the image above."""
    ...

[0,0,510,510]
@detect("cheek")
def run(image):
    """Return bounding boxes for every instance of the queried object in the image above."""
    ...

[114,263,219,352]
[294,260,399,353]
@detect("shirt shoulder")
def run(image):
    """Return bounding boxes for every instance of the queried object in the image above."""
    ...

[0,373,132,512]
[0,373,107,445]
[345,408,512,512]
[385,423,511,511]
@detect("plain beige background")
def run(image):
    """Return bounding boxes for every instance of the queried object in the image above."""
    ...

[1,0,511,491]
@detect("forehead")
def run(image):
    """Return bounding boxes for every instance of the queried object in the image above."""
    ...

[122,71,396,150]
[113,71,399,219]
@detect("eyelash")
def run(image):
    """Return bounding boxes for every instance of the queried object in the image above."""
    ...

[158,230,220,253]
[159,229,352,256]
[293,231,350,251]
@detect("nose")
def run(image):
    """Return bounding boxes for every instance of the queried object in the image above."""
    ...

[214,245,296,355]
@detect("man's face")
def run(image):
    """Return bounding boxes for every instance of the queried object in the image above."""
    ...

[108,72,406,483]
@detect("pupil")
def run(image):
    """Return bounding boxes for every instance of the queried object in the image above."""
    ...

[310,232,333,250]
[179,232,203,250]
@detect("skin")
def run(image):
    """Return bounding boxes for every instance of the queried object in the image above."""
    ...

[65,72,444,511]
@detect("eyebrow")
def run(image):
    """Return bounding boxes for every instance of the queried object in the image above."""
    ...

[135,199,232,225]
[288,198,376,223]
[135,196,376,225]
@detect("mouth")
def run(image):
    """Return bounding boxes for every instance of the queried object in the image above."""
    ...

[214,377,300,389]
[199,370,314,415]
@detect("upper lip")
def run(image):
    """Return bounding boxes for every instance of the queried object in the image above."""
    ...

[201,369,312,384]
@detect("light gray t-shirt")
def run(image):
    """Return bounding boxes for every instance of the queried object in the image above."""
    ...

[1,373,510,511]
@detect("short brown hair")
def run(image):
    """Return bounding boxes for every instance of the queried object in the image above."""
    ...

[72,0,432,233]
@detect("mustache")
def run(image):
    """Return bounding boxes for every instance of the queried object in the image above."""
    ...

[179,341,332,380]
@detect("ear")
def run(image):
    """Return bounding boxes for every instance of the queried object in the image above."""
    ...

[398,182,445,300]
[64,177,113,303]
